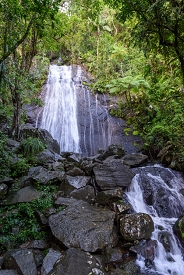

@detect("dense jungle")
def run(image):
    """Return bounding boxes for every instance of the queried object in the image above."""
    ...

[1,1,184,275]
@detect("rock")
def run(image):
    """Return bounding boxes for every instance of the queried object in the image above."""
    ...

[0,177,14,186]
[28,166,65,185]
[122,153,148,168]
[80,159,96,175]
[101,144,125,160]
[120,260,139,275]
[49,200,118,252]
[4,185,41,204]
[41,248,62,275]
[0,271,19,275]
[47,248,105,275]
[67,153,82,164]
[0,184,8,199]
[54,197,77,207]
[5,139,20,153]
[20,126,60,154]
[120,213,154,241]
[20,240,48,250]
[133,166,184,218]
[59,175,91,196]
[130,239,157,260]
[36,149,57,165]
[69,185,95,203]
[110,269,129,275]
[93,159,135,191]
[66,167,85,176]
[94,189,123,205]
[3,249,37,275]
[173,215,184,247]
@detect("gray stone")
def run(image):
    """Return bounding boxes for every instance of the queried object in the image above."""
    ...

[49,200,118,252]
[47,248,105,275]
[66,167,85,176]
[28,166,65,185]
[120,213,154,241]
[5,185,41,204]
[36,149,56,165]
[41,249,62,275]
[110,269,129,275]
[54,197,77,207]
[122,153,148,168]
[130,239,157,261]
[93,159,135,190]
[94,189,123,205]
[0,183,8,199]
[173,215,184,247]
[0,271,19,275]
[69,185,95,203]
[60,175,91,196]
[6,139,20,152]
[102,144,125,160]
[3,249,37,275]
[67,153,82,164]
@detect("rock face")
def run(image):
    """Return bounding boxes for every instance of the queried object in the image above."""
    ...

[133,166,184,218]
[93,159,135,190]
[120,213,154,241]
[47,248,105,275]
[49,200,118,252]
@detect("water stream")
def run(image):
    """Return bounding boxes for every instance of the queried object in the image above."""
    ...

[126,166,184,275]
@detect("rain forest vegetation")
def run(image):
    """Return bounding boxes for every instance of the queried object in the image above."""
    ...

[0,0,184,169]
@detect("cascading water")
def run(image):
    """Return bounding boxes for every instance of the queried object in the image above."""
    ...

[40,65,81,153]
[126,166,184,275]
[38,64,140,156]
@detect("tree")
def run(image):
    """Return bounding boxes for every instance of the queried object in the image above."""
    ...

[104,0,184,82]
[0,0,62,138]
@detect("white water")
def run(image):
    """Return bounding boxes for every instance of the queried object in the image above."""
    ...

[126,168,184,275]
[40,65,81,153]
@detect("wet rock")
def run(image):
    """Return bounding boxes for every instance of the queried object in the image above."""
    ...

[3,249,37,275]
[122,153,148,168]
[60,175,91,196]
[0,184,8,199]
[158,231,172,252]
[4,185,41,204]
[173,215,184,247]
[47,248,105,275]
[93,159,135,191]
[120,213,154,241]
[94,189,123,205]
[41,248,62,275]
[69,185,95,203]
[120,260,139,275]
[130,239,157,260]
[49,200,118,252]
[28,166,65,185]
[132,166,184,218]
[101,144,125,160]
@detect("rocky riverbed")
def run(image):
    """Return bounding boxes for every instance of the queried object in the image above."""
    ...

[0,127,184,275]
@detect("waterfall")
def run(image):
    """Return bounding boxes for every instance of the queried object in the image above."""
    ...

[40,65,81,153]
[38,64,141,156]
[126,166,184,275]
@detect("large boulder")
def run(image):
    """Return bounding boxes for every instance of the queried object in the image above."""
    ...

[41,248,62,275]
[59,175,91,196]
[120,213,154,241]
[49,200,118,252]
[3,249,37,275]
[47,248,105,275]
[28,166,65,185]
[101,144,125,160]
[122,153,148,168]
[132,166,184,218]
[93,159,135,190]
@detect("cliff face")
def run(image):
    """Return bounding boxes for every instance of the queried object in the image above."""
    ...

[24,65,142,156]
